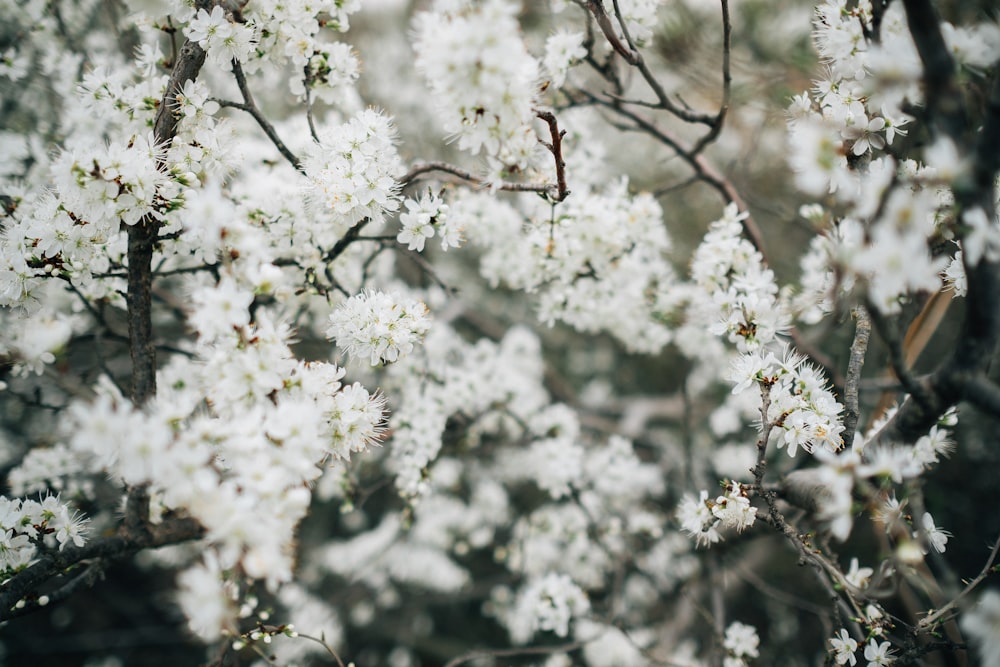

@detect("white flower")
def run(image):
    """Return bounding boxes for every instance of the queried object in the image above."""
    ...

[326,289,431,366]
[711,482,757,533]
[327,382,388,460]
[398,193,451,252]
[724,621,760,659]
[189,276,254,341]
[830,628,859,665]
[920,512,951,554]
[864,638,895,666]
[845,557,873,589]
[544,30,586,88]
[677,490,722,547]
[184,6,255,67]
[303,109,404,228]
[727,350,777,394]
[176,557,237,641]
[517,573,590,638]
[942,252,967,297]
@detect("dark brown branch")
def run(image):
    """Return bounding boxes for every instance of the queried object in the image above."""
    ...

[534,110,571,202]
[585,0,714,125]
[574,89,768,257]
[962,374,1000,416]
[0,515,204,620]
[401,162,560,197]
[131,33,206,408]
[901,0,967,142]
[223,60,304,172]
[690,0,733,156]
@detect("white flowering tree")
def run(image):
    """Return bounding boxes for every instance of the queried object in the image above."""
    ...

[1,0,1000,665]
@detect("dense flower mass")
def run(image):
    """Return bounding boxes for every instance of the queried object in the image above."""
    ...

[0,495,89,579]
[413,0,542,168]
[302,109,405,228]
[0,0,998,665]
[326,289,431,365]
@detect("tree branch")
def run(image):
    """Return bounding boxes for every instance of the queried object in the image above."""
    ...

[131,34,207,407]
[401,162,560,197]
[869,6,1000,446]
[842,307,871,451]
[584,0,714,125]
[0,515,204,620]
[535,110,571,202]
[221,59,304,172]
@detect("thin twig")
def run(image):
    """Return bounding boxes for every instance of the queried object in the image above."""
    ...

[303,75,321,143]
[576,89,767,257]
[917,531,1000,631]
[294,633,347,667]
[586,0,713,125]
[401,161,559,197]
[393,244,457,295]
[751,383,869,625]
[653,174,700,197]
[690,0,734,156]
[224,60,303,172]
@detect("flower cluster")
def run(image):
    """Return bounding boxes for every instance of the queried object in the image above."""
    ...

[397,192,459,252]
[784,1,994,315]
[326,289,431,366]
[829,631,897,667]
[728,346,844,457]
[63,313,389,600]
[677,482,757,547]
[691,203,787,353]
[724,621,761,667]
[302,109,405,229]
[387,325,549,498]
[184,6,257,67]
[457,178,677,353]
[515,573,590,639]
[413,0,542,168]
[0,495,89,581]
[543,30,587,88]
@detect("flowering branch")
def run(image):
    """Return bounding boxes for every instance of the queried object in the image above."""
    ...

[751,383,869,627]
[916,531,1000,633]
[0,514,204,621]
[401,161,560,197]
[868,4,1000,448]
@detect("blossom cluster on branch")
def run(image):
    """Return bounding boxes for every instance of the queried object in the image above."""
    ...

[0,0,999,666]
